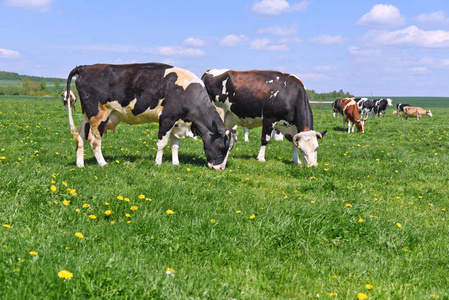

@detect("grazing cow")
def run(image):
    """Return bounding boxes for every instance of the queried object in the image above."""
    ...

[360,100,377,119]
[396,103,411,115]
[373,98,393,119]
[62,90,77,112]
[202,69,327,166]
[402,107,433,120]
[332,98,342,117]
[64,63,236,169]
[340,98,366,133]
[354,97,368,111]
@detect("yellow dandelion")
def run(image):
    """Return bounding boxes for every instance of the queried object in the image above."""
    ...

[329,292,337,296]
[50,185,57,192]
[249,215,256,220]
[124,198,130,202]
[146,198,152,201]
[127,220,131,224]
[117,196,124,200]
[130,206,138,211]
[111,221,115,225]
[89,215,97,220]
[75,209,80,212]
[365,284,373,290]
[186,168,190,172]
[125,213,131,218]
[63,200,70,206]
[82,203,90,208]
[166,268,176,277]
[138,194,145,199]
[358,218,365,223]
[357,293,368,300]
[70,189,76,196]
[396,222,402,228]
[235,210,241,214]
[62,181,67,187]
[166,209,174,215]
[345,203,352,207]
[29,251,38,256]
[3,224,11,228]
[210,219,216,223]
[105,210,112,216]
[402,248,408,252]
[75,232,84,239]
[105,202,110,205]
[58,270,73,280]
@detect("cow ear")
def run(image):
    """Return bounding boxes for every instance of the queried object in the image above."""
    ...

[317,130,327,139]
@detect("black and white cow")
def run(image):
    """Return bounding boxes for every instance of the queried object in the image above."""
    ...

[373,98,393,119]
[354,97,368,113]
[202,69,327,166]
[332,98,342,117]
[64,63,236,170]
[360,100,378,119]
[396,103,411,116]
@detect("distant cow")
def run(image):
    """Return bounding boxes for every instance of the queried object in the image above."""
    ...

[396,103,411,115]
[62,90,77,112]
[402,107,433,120]
[360,100,377,119]
[373,98,393,119]
[202,69,327,166]
[340,98,366,133]
[332,98,343,117]
[64,63,236,169]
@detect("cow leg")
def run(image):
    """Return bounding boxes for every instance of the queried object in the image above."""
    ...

[342,118,346,131]
[170,134,181,165]
[292,144,301,165]
[75,115,89,168]
[257,120,273,162]
[348,121,352,133]
[156,131,171,165]
[243,127,250,142]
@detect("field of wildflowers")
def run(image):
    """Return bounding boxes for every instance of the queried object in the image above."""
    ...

[1,95,448,298]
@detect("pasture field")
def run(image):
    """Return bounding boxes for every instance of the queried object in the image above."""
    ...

[1,96,448,299]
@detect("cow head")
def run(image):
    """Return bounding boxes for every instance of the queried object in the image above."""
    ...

[427,110,433,117]
[355,119,366,133]
[386,98,393,106]
[292,130,327,166]
[203,121,236,170]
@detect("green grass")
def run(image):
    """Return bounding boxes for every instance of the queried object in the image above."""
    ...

[1,96,448,299]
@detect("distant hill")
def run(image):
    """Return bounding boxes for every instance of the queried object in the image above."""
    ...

[0,70,64,82]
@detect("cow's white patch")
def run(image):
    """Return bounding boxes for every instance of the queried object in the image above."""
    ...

[207,69,230,77]
[269,90,279,98]
[105,99,164,125]
[164,67,204,90]
[276,77,280,81]
[266,80,274,83]
[222,78,228,95]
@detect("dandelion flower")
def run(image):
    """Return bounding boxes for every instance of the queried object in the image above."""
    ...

[345,203,352,207]
[125,213,131,218]
[117,196,124,200]
[166,268,175,277]
[82,203,90,208]
[396,222,402,228]
[329,293,337,296]
[235,211,241,214]
[29,251,38,256]
[130,206,138,211]
[358,218,365,223]
[50,185,57,192]
[210,219,216,223]
[3,224,11,228]
[63,200,70,206]
[105,210,112,216]
[75,232,84,239]
[58,270,73,280]
[166,209,174,215]
[124,198,130,202]
[249,215,256,220]
[138,194,145,199]
[89,215,97,220]
[365,284,373,290]
[70,189,76,196]
[186,168,190,172]
[357,293,368,300]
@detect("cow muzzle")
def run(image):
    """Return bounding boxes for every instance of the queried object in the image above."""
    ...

[208,163,226,171]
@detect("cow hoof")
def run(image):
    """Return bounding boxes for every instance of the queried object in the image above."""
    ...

[257,157,266,162]
[77,163,84,168]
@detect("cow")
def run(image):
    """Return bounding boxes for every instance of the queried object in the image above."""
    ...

[354,97,368,113]
[402,106,433,120]
[332,98,342,117]
[396,103,411,116]
[340,98,366,133]
[373,98,393,119]
[62,90,77,112]
[360,100,377,119]
[201,69,327,166]
[64,63,236,170]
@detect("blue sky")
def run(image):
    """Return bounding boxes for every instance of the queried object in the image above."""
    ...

[1,0,449,96]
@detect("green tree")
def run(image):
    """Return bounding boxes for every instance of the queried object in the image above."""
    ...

[39,79,47,91]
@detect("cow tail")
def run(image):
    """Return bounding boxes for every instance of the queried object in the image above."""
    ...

[66,67,81,138]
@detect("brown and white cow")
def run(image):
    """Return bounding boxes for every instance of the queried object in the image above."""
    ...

[64,63,236,169]
[202,69,327,166]
[402,107,433,120]
[62,90,77,112]
[340,98,366,133]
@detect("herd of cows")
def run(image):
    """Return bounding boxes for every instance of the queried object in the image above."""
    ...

[61,62,432,169]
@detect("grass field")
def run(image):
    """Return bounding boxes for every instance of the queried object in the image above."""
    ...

[1,96,448,299]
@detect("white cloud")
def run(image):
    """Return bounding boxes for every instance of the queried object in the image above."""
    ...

[297,72,328,81]
[348,46,381,57]
[308,35,344,45]
[155,46,205,57]
[357,4,405,28]
[407,67,427,73]
[251,0,310,16]
[415,11,449,27]
[4,0,53,12]
[0,48,20,58]
[183,37,207,48]
[257,25,297,36]
[364,26,449,48]
[250,38,289,51]
[279,37,303,44]
[219,34,248,48]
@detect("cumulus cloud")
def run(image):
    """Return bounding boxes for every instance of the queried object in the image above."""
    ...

[251,0,311,16]
[415,10,449,27]
[0,48,20,58]
[364,26,449,48]
[309,35,344,45]
[348,46,381,57]
[219,34,248,48]
[4,0,53,12]
[250,38,289,51]
[357,4,405,28]
[155,46,205,57]
[183,37,207,48]
[257,25,298,36]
